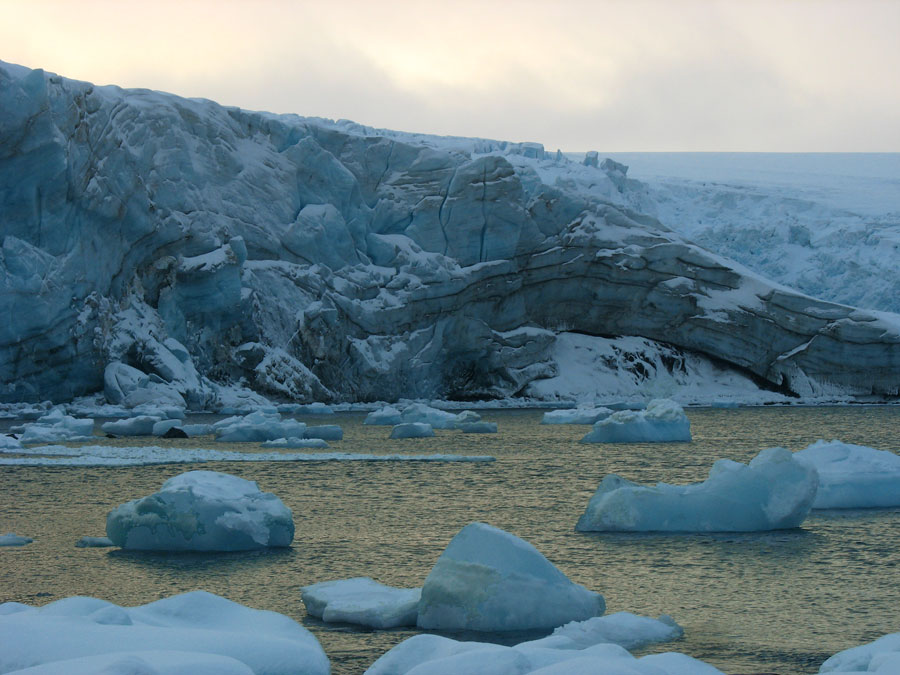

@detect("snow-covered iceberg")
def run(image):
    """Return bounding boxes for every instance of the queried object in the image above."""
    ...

[14,408,94,443]
[366,633,721,675]
[529,612,684,651]
[0,591,329,675]
[576,447,818,532]
[581,399,691,443]
[541,406,613,425]
[101,415,163,437]
[212,411,307,443]
[301,577,421,629]
[819,631,900,673]
[794,439,900,509]
[106,470,294,551]
[417,522,605,632]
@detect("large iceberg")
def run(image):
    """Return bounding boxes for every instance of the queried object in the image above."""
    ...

[576,447,818,532]
[417,522,605,632]
[301,577,421,629]
[106,470,294,550]
[0,591,329,675]
[580,398,691,443]
[2,62,899,407]
[819,631,900,673]
[794,439,900,509]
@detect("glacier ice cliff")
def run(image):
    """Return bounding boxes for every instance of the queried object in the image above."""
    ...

[2,61,899,405]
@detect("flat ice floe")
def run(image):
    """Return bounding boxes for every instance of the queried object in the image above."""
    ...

[301,577,421,629]
[0,444,494,466]
[541,407,613,425]
[0,533,33,546]
[0,590,329,675]
[366,634,722,675]
[818,631,900,672]
[576,447,818,532]
[417,522,605,632]
[106,470,294,551]
[75,536,114,548]
[580,399,691,443]
[390,423,435,439]
[794,439,900,509]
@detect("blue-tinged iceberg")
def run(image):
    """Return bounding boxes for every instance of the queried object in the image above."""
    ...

[794,439,900,509]
[576,447,818,532]
[580,398,691,443]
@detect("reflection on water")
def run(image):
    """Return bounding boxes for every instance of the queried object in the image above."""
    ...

[1,406,898,674]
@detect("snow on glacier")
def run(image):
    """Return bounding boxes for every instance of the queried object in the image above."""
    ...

[0,591,329,675]
[794,440,900,509]
[417,522,605,632]
[580,399,692,443]
[106,470,294,551]
[576,447,818,532]
[301,577,421,629]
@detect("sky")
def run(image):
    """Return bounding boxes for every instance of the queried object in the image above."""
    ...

[3,0,899,152]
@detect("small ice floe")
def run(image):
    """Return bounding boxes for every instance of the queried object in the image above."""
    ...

[0,533,33,546]
[75,536,114,548]
[819,631,900,673]
[541,407,613,425]
[14,408,94,444]
[0,591,329,675]
[576,447,818,532]
[261,438,329,449]
[302,578,421,629]
[417,522,605,632]
[390,423,434,439]
[580,398,691,443]
[366,403,480,429]
[794,439,900,509]
[106,470,294,551]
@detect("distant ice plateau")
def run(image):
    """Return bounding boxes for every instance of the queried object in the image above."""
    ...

[2,61,899,408]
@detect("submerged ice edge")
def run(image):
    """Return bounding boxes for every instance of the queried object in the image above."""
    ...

[0,444,495,466]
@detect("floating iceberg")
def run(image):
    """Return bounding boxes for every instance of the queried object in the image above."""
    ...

[458,421,498,433]
[212,411,307,442]
[0,591,329,675]
[580,399,691,443]
[402,403,480,429]
[75,536,114,548]
[106,470,294,551]
[301,577,421,629]
[278,402,334,415]
[364,406,404,426]
[417,522,605,632]
[541,407,613,425]
[366,633,721,675]
[260,438,329,449]
[576,447,818,532]
[794,440,900,509]
[390,423,435,439]
[527,612,684,651]
[1,435,23,450]
[0,533,32,546]
[819,632,900,673]
[303,425,343,441]
[1,650,256,674]
[15,409,94,443]
[101,415,162,437]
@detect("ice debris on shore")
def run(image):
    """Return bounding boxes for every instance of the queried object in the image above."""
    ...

[106,470,294,551]
[0,591,329,675]
[580,398,691,443]
[794,439,900,509]
[577,447,818,532]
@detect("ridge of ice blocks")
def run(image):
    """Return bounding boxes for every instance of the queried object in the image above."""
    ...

[0,591,329,675]
[581,399,691,443]
[576,447,818,532]
[794,440,900,508]
[301,577,421,629]
[366,634,722,675]
[0,533,33,546]
[212,411,308,442]
[106,470,294,551]
[541,407,613,425]
[15,408,94,443]
[417,522,605,632]
[390,423,435,439]
[819,631,900,673]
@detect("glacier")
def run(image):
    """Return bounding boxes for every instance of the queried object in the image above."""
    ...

[2,62,900,406]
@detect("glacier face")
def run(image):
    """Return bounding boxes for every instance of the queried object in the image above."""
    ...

[2,61,899,405]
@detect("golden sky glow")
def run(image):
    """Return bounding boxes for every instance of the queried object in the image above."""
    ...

[3,0,899,151]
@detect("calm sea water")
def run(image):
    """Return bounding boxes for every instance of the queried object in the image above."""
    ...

[1,406,898,674]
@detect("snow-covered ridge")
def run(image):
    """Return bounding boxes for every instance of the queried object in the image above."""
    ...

[2,61,899,406]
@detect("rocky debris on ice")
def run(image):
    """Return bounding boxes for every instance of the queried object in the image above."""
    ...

[106,470,294,551]
[577,447,819,532]
[581,398,691,443]
[365,634,722,675]
[12,408,94,444]
[458,421,498,433]
[390,423,435,439]
[417,522,604,632]
[0,590,329,675]
[818,631,900,673]
[794,440,900,509]
[0,533,33,546]
[541,406,614,425]
[0,444,495,466]
[301,577,421,629]
[75,536,114,548]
